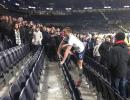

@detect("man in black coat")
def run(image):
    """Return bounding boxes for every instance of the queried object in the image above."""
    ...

[108,32,130,97]
[99,35,113,67]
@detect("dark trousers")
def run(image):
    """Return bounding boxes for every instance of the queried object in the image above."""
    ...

[111,76,128,97]
[94,56,101,62]
[33,45,41,54]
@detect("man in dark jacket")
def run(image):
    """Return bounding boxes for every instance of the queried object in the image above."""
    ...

[99,35,113,67]
[108,32,130,97]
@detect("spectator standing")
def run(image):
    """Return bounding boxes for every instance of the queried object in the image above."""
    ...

[108,32,130,97]
[13,22,22,46]
[32,26,43,53]
[93,37,102,62]
[99,35,113,67]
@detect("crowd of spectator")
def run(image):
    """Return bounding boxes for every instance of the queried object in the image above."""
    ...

[73,32,130,98]
[1,15,130,98]
[0,15,62,61]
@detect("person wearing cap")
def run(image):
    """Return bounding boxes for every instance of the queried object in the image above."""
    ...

[57,27,85,87]
[108,32,130,97]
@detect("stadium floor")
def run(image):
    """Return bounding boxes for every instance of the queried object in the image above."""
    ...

[36,59,71,100]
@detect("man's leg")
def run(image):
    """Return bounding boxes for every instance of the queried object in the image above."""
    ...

[76,59,83,87]
[76,51,84,86]
[119,78,127,97]
[111,76,120,93]
[77,59,83,77]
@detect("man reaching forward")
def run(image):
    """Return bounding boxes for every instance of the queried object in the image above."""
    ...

[57,27,85,86]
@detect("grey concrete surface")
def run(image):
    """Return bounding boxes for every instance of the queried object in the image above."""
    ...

[37,59,70,100]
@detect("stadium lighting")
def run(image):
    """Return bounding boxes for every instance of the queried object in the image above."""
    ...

[84,7,93,10]
[28,6,36,9]
[15,3,20,6]
[104,6,111,9]
[65,8,72,10]
[124,5,130,8]
[46,8,53,10]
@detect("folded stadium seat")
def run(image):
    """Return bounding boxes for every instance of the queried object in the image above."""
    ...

[9,48,20,64]
[2,51,13,71]
[99,78,109,99]
[29,73,38,93]
[18,47,23,60]
[18,88,27,100]
[102,67,111,83]
[34,63,42,78]
[6,50,18,73]
[62,63,82,100]
[2,51,11,67]
[6,50,15,65]
[0,95,12,100]
[9,81,21,100]
[31,70,39,85]
[94,73,101,93]
[22,67,30,80]
[107,84,117,100]
[0,54,9,74]
[17,74,26,90]
[27,60,36,73]
[74,88,82,100]
[0,56,8,84]
[13,47,21,62]
[24,79,35,100]
[94,73,98,88]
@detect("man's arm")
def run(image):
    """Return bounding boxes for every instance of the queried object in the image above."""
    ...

[57,39,64,55]
[60,45,72,64]
[61,44,70,49]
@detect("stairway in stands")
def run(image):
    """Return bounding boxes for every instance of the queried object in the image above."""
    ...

[69,63,97,100]
[38,59,71,100]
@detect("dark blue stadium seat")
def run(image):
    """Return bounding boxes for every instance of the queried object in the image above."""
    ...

[12,49,19,62]
[19,88,27,100]
[14,47,21,62]
[2,52,12,70]
[22,68,30,80]
[29,73,38,93]
[8,49,17,65]
[0,55,9,74]
[9,82,21,100]
[25,79,35,100]
[17,74,26,90]
[32,70,39,85]
[0,95,11,100]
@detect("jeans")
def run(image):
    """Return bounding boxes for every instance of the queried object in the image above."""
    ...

[111,76,128,97]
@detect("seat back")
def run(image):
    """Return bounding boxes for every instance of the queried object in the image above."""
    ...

[29,73,37,93]
[25,79,35,100]
[19,88,27,100]
[17,74,26,90]
[9,82,21,100]
[1,95,11,100]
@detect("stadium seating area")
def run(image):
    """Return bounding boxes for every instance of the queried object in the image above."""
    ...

[0,46,44,100]
[0,44,30,86]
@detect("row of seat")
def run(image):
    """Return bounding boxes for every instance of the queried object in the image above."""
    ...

[0,47,44,100]
[86,56,111,83]
[60,61,82,100]
[84,62,126,100]
[0,44,30,85]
